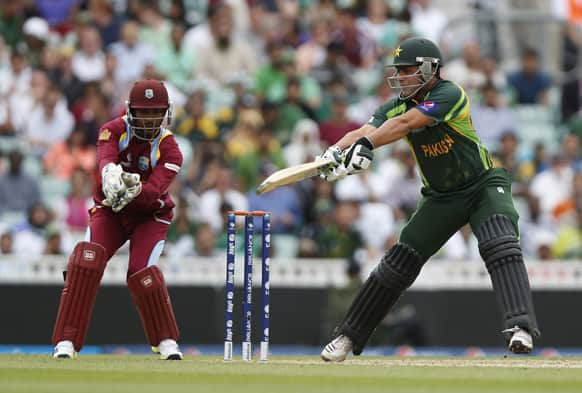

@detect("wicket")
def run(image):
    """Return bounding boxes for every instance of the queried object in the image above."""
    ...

[224,210,271,362]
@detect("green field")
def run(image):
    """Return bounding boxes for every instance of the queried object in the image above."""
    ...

[2,355,582,393]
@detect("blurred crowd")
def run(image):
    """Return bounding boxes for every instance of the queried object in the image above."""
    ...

[1,0,582,264]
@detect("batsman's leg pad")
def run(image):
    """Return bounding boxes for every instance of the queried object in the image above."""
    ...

[52,242,107,351]
[127,266,179,347]
[336,243,425,355]
[477,214,540,338]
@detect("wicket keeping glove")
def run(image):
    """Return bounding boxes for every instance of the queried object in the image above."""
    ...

[343,137,374,175]
[111,182,142,212]
[101,163,125,206]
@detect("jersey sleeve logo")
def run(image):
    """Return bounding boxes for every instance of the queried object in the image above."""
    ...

[418,101,438,112]
[98,129,111,141]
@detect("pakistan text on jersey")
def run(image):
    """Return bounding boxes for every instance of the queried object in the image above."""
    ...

[420,134,455,158]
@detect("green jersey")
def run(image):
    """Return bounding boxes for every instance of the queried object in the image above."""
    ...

[369,79,493,192]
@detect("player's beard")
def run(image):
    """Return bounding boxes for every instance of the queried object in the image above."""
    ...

[216,36,231,50]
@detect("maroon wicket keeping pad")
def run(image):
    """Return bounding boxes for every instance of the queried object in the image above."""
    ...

[52,241,107,351]
[127,265,179,346]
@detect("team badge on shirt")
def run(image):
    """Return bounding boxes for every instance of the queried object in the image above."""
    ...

[419,101,438,112]
[138,156,150,171]
[99,129,111,141]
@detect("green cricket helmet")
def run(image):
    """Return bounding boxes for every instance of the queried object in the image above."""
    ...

[386,37,443,100]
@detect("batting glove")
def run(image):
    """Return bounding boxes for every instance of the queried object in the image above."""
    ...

[343,137,374,175]
[317,145,345,181]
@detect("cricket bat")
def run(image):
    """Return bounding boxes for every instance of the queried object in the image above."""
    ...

[256,159,333,195]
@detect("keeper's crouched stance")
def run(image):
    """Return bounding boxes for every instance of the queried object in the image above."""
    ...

[318,37,539,362]
[52,79,183,360]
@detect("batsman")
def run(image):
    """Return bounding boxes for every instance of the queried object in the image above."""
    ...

[318,37,540,361]
[52,79,184,360]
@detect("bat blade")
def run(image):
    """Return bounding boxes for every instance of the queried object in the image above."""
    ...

[256,159,333,195]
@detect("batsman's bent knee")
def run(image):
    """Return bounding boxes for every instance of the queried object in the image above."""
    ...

[335,243,425,355]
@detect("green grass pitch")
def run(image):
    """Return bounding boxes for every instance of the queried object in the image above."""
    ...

[2,355,582,393]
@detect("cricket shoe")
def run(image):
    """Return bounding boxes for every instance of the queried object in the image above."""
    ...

[53,340,75,359]
[504,326,533,354]
[157,339,183,360]
[321,335,353,362]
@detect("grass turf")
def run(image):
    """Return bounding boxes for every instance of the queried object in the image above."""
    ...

[2,355,582,393]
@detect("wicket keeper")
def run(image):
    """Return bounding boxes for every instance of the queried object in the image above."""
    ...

[52,79,184,360]
[318,37,540,361]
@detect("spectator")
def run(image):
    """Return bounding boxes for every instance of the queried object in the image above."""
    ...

[52,45,84,108]
[0,45,31,98]
[193,222,219,257]
[283,118,322,167]
[43,225,64,255]
[507,48,552,105]
[471,82,517,149]
[381,147,423,220]
[22,17,50,67]
[409,0,447,43]
[520,194,556,259]
[234,128,286,191]
[195,2,258,85]
[174,89,220,144]
[492,131,535,195]
[316,200,364,258]
[166,196,199,257]
[10,69,50,135]
[310,41,355,89]
[72,26,106,82]
[0,232,13,254]
[348,78,393,125]
[43,127,97,179]
[136,0,173,52]
[155,22,195,89]
[254,44,321,109]
[247,163,303,234]
[23,83,74,156]
[529,153,574,218]
[60,168,94,235]
[109,21,155,85]
[12,203,52,257]
[319,93,360,147]
[443,41,486,101]
[296,18,332,75]
[89,0,123,46]
[552,201,582,259]
[0,150,40,216]
[198,166,248,232]
[225,107,263,159]
[0,1,25,49]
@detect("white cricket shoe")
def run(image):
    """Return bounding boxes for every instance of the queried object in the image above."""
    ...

[158,339,183,360]
[504,326,533,354]
[321,335,353,362]
[53,340,75,359]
